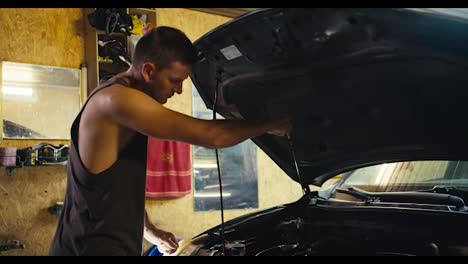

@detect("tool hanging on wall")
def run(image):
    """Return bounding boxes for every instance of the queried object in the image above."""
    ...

[17,142,69,166]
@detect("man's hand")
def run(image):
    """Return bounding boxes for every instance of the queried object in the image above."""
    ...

[144,210,178,255]
[144,225,179,255]
[267,116,293,137]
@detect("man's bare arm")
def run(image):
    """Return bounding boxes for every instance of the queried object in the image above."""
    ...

[100,86,292,149]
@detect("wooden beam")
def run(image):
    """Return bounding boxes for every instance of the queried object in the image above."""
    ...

[187,8,258,18]
[83,8,99,95]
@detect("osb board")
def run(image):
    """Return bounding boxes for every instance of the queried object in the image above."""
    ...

[0,8,84,256]
[0,140,69,256]
[0,8,85,68]
[145,9,302,247]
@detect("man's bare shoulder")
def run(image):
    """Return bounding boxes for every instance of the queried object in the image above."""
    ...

[88,84,157,115]
[95,83,150,100]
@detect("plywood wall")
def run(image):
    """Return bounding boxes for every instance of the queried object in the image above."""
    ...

[0,140,68,256]
[0,8,85,255]
[145,9,302,249]
[0,8,84,68]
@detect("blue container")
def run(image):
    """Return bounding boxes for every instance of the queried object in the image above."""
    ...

[146,245,164,256]
[145,239,181,256]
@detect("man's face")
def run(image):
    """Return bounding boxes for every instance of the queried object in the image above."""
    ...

[146,61,191,104]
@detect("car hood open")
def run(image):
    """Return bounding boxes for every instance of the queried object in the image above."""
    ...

[190,8,468,186]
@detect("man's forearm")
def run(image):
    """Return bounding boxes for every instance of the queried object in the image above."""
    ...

[205,118,286,149]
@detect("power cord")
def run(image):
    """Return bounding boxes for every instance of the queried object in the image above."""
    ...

[213,69,226,256]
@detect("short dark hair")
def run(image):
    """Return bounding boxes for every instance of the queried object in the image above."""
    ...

[132,26,197,70]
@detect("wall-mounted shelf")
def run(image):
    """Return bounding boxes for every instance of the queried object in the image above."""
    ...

[4,163,67,177]
[84,8,157,94]
[1,143,68,176]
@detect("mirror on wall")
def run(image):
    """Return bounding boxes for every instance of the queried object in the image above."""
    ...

[1,61,81,139]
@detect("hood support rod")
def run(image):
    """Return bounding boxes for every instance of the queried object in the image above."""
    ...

[287,134,312,199]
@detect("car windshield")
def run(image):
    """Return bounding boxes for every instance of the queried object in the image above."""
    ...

[339,161,468,192]
[320,160,468,206]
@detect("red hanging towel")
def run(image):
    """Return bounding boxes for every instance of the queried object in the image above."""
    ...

[146,137,192,198]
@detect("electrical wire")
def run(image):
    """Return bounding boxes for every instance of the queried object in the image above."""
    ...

[213,72,226,256]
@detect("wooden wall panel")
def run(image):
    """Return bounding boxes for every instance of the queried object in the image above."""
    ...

[0,8,84,255]
[0,8,84,68]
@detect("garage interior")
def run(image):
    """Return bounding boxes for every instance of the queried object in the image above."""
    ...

[0,8,302,256]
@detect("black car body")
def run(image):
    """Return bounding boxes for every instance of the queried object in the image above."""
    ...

[176,8,468,256]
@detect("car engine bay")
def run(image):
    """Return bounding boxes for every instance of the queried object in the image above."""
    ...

[184,200,468,256]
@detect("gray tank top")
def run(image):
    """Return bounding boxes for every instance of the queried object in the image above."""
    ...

[50,77,148,255]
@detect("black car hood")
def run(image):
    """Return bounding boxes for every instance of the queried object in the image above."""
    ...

[190,8,468,186]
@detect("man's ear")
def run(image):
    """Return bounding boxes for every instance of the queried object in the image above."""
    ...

[141,63,156,82]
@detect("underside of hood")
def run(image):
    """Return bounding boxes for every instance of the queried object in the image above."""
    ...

[190,8,468,186]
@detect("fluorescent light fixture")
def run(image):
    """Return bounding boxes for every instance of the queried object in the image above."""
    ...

[2,86,33,97]
[194,192,232,198]
[204,183,233,190]
[193,163,218,169]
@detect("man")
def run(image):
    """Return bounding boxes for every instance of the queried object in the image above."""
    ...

[49,26,292,256]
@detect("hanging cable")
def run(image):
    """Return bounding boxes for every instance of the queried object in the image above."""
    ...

[213,68,226,256]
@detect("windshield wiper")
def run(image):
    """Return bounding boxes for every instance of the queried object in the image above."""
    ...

[335,186,407,206]
[335,187,380,204]
[413,186,467,196]
[335,186,466,211]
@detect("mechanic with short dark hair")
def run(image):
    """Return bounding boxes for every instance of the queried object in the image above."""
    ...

[49,26,292,256]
